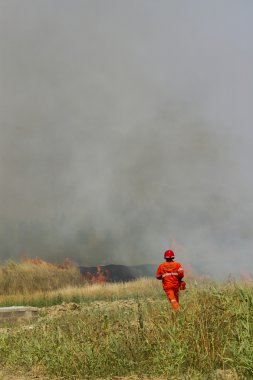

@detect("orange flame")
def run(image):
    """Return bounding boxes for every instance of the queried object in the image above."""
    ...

[20,256,74,270]
[91,265,108,284]
[240,272,253,283]
[82,265,110,285]
[169,238,198,279]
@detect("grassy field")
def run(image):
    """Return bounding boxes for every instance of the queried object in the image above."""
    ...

[0,259,82,296]
[0,275,252,379]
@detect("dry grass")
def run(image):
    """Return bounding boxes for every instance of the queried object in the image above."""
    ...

[0,276,162,307]
[0,259,82,297]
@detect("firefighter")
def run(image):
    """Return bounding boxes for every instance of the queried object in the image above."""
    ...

[156,250,185,310]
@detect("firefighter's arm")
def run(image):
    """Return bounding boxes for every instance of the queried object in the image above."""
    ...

[177,263,184,280]
[177,263,186,290]
[156,265,162,280]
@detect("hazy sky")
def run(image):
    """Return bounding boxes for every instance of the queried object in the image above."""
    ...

[0,1,252,276]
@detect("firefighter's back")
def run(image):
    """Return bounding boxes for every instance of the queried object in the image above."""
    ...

[159,260,182,288]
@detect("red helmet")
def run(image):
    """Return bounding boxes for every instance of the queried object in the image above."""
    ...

[164,250,175,259]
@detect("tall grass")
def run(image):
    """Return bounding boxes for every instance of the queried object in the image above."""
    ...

[0,259,82,295]
[0,276,162,307]
[0,278,252,379]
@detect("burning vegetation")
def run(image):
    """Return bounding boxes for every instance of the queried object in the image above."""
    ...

[0,257,160,296]
[81,265,110,284]
[21,256,74,270]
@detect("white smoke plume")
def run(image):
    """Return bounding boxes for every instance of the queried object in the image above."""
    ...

[0,1,252,277]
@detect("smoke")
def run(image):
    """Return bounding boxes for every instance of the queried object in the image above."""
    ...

[0,0,253,277]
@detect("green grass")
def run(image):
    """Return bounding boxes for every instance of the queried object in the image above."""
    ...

[0,278,252,379]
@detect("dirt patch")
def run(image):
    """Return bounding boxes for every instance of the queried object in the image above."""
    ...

[215,369,241,379]
[40,301,81,318]
[40,299,140,319]
[0,370,50,380]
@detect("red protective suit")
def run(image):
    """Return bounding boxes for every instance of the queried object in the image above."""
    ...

[156,260,184,310]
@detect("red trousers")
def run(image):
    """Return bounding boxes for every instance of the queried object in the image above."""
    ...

[163,286,180,310]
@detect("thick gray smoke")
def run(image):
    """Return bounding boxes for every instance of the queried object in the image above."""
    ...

[0,1,252,277]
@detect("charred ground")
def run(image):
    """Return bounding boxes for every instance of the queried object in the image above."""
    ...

[79,264,157,282]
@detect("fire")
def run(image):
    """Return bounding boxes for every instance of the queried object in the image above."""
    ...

[82,265,110,285]
[92,265,108,284]
[183,262,196,278]
[21,256,74,270]
[169,238,196,278]
[240,272,253,283]
[170,238,185,253]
